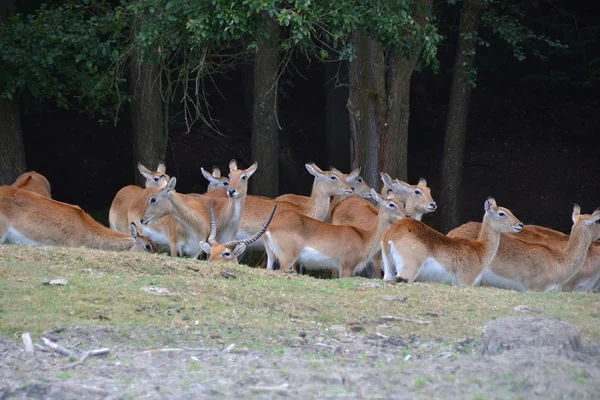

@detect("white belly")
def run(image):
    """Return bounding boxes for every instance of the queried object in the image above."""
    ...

[478,269,528,292]
[298,247,341,275]
[415,258,458,285]
[2,228,48,247]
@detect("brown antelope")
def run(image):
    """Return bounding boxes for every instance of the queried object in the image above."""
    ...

[0,186,156,253]
[109,162,169,232]
[199,201,277,262]
[11,171,52,198]
[381,197,523,285]
[205,163,355,253]
[263,189,406,278]
[447,205,600,292]
[201,166,230,192]
[140,160,257,258]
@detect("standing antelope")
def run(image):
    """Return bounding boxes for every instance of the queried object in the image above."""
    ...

[264,189,406,278]
[201,166,230,192]
[0,186,156,253]
[140,160,257,258]
[447,205,600,292]
[200,201,277,263]
[381,197,523,285]
[11,171,52,198]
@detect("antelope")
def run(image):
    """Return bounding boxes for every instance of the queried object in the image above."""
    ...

[263,189,406,278]
[11,171,52,198]
[201,166,230,192]
[205,163,355,252]
[381,197,523,285]
[140,160,257,258]
[447,205,600,292]
[0,186,156,253]
[200,201,277,262]
[109,162,169,232]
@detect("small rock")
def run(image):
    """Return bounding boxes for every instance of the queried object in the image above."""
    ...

[140,286,172,295]
[426,312,440,317]
[220,271,236,279]
[43,279,67,286]
[298,332,306,338]
[514,305,538,313]
[348,323,365,333]
[382,295,408,302]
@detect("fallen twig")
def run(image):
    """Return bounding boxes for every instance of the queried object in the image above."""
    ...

[34,343,50,353]
[42,337,74,357]
[248,383,289,393]
[379,316,431,326]
[222,343,235,353]
[59,383,108,397]
[22,332,34,353]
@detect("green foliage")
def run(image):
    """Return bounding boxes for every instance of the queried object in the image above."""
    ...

[0,2,128,118]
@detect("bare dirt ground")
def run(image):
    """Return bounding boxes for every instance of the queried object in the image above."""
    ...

[2,324,600,399]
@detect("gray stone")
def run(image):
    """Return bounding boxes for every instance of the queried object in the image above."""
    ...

[482,317,581,355]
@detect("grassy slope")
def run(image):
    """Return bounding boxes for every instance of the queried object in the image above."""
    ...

[1,245,599,349]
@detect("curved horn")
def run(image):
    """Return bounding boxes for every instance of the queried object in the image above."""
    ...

[208,201,217,245]
[222,205,277,248]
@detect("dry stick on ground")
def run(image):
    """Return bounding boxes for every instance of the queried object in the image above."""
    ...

[41,337,75,357]
[21,332,33,353]
[379,316,432,325]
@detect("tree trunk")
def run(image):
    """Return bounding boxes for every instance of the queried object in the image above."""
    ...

[347,0,433,188]
[250,15,280,198]
[0,0,27,185]
[325,61,350,172]
[129,21,167,187]
[439,0,483,233]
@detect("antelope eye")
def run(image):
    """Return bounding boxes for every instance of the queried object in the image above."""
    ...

[222,181,229,187]
[415,189,422,195]
[150,197,157,204]
[153,177,159,182]
[330,176,338,181]
[357,178,363,183]
[241,175,247,181]
[389,203,397,209]
[145,244,152,250]
[498,211,507,217]
[223,251,231,257]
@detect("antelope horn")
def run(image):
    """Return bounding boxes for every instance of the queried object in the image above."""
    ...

[222,205,277,248]
[208,201,217,245]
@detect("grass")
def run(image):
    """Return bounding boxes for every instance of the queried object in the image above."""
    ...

[1,244,600,350]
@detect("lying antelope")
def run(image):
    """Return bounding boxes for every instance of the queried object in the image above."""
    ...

[109,162,169,232]
[264,189,406,278]
[11,171,52,198]
[205,163,355,252]
[140,160,257,258]
[200,201,277,262]
[0,186,156,253]
[381,197,523,285]
[447,205,600,292]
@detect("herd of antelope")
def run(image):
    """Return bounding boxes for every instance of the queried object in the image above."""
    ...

[1,159,599,293]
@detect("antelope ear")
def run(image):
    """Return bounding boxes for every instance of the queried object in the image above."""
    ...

[347,167,361,181]
[137,162,152,180]
[245,162,258,178]
[484,197,497,212]
[232,243,247,258]
[229,159,238,172]
[157,163,167,174]
[370,188,382,204]
[199,241,211,255]
[201,167,215,182]
[166,177,177,192]
[129,222,139,239]
[305,163,324,178]
[572,204,581,224]
[330,166,342,174]
[418,177,427,186]
[212,167,221,178]
[588,208,600,225]
[380,172,393,186]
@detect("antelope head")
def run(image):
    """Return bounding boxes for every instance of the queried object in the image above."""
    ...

[380,173,437,214]
[571,204,600,239]
[306,163,354,197]
[483,197,523,233]
[227,159,257,199]
[128,222,157,253]
[201,166,230,192]
[138,162,169,189]
[140,177,177,226]
[200,201,277,263]
[332,166,371,199]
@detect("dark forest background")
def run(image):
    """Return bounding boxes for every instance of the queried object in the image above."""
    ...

[3,0,599,234]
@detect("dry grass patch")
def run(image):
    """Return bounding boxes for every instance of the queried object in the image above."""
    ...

[1,244,599,350]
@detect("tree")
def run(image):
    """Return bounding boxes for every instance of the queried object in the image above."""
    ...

[346,0,440,187]
[0,0,26,185]
[439,0,483,233]
[250,15,280,197]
